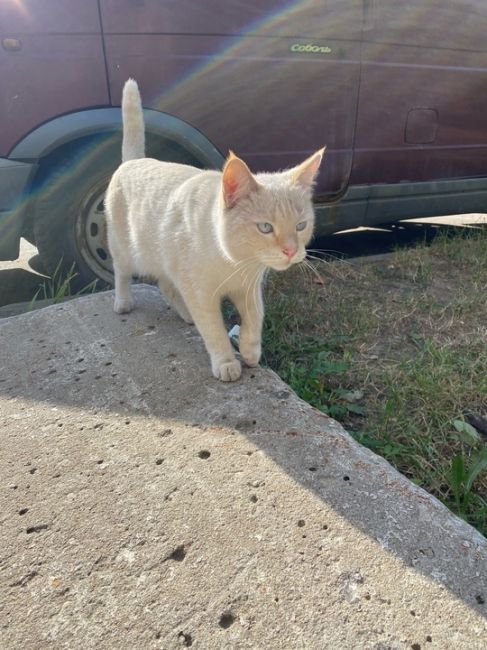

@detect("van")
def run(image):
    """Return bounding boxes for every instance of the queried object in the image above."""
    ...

[1,0,487,287]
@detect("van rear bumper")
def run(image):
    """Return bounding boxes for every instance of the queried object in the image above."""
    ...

[0,159,35,260]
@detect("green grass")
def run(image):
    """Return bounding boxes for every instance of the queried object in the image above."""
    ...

[29,259,99,310]
[261,226,487,536]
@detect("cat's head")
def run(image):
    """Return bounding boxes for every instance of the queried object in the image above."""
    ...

[219,148,325,271]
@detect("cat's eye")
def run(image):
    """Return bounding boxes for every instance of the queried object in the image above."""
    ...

[257,222,274,234]
[296,221,307,232]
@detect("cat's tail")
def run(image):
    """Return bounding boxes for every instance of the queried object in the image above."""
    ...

[121,78,145,162]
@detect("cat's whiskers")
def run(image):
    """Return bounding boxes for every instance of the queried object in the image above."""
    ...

[306,247,345,259]
[255,267,267,318]
[211,257,260,300]
[214,261,254,300]
[244,264,265,322]
[296,259,314,285]
[240,261,255,310]
[305,252,364,282]
[240,257,260,290]
[306,249,357,270]
[296,258,311,280]
[301,258,327,285]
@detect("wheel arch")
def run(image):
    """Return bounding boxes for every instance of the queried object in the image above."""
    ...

[10,107,225,169]
[13,107,226,241]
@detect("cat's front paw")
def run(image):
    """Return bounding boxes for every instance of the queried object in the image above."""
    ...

[114,297,134,314]
[213,359,242,382]
[240,343,261,367]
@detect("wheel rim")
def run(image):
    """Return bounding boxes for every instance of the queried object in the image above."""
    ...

[76,178,114,285]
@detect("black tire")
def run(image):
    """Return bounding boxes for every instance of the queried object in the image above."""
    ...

[34,138,119,292]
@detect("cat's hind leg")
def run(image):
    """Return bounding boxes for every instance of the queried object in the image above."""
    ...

[113,266,134,314]
[105,182,135,314]
[158,275,193,324]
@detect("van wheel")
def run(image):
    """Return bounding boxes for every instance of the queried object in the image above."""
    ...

[34,147,118,292]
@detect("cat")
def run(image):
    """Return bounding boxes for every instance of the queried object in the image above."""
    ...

[105,78,325,382]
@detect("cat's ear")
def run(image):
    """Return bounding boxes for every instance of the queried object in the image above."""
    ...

[222,152,259,208]
[291,147,326,189]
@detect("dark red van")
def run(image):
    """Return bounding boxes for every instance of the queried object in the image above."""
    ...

[1,0,487,286]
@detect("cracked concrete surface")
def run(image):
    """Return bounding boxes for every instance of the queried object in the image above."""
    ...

[1,284,486,649]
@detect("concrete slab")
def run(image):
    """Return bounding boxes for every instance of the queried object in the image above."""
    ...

[1,285,486,650]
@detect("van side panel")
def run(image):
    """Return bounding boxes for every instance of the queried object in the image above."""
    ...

[352,0,487,185]
[100,0,362,39]
[0,0,109,156]
[101,0,363,198]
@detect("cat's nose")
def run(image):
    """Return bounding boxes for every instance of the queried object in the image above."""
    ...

[282,245,297,259]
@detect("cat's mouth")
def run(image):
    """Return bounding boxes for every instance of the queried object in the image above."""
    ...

[265,256,301,271]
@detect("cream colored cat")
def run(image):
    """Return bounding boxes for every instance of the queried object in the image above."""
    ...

[105,79,325,381]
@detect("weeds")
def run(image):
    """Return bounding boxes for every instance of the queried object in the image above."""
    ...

[448,450,487,528]
[29,259,98,310]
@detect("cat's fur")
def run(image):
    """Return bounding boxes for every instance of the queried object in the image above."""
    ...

[105,78,325,381]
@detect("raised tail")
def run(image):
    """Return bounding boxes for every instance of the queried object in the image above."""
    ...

[121,78,145,162]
